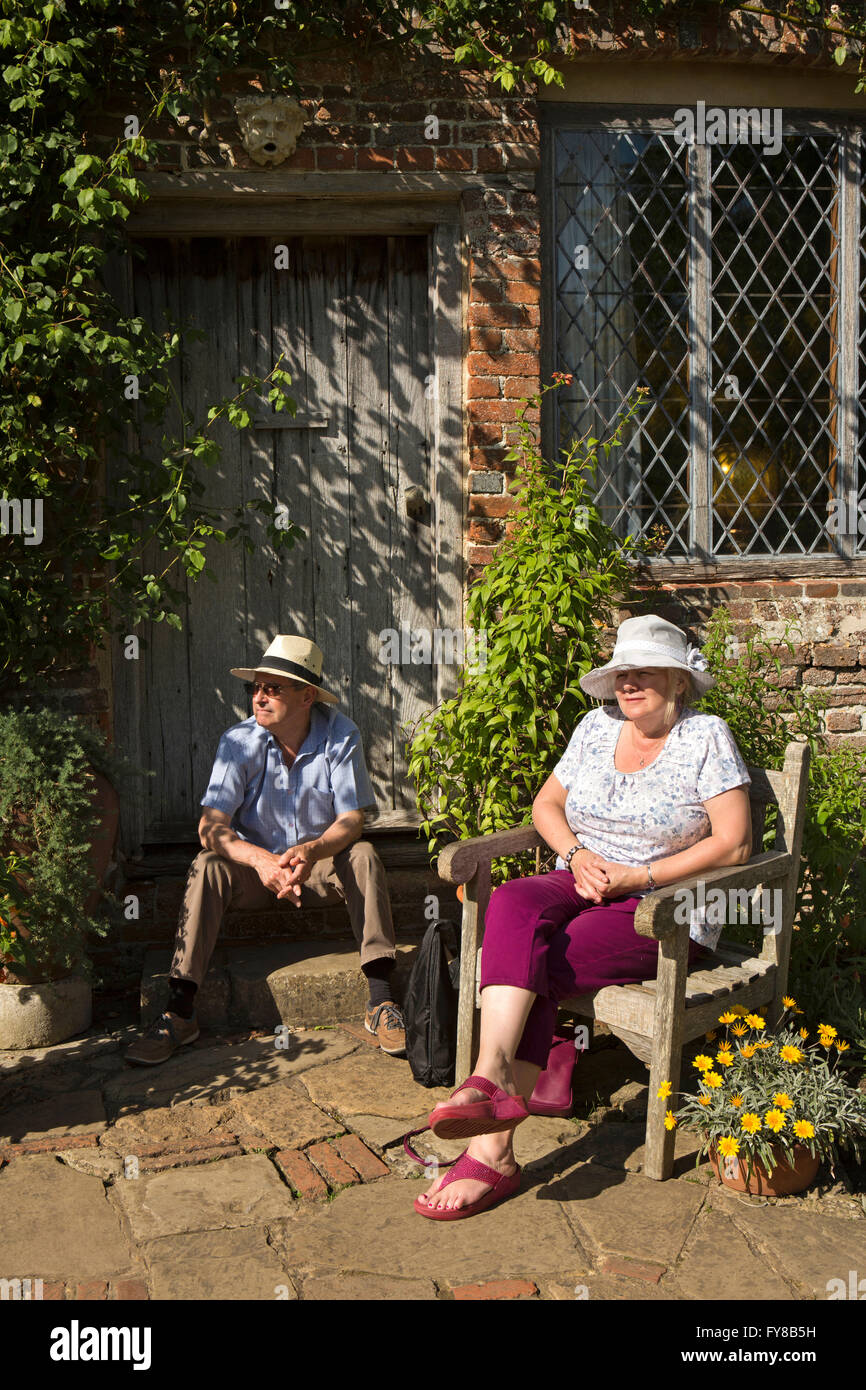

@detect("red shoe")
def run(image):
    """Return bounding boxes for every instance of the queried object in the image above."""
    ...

[414,1150,521,1221]
[428,1073,529,1140]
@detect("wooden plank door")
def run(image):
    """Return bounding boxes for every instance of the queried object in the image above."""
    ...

[109,234,437,846]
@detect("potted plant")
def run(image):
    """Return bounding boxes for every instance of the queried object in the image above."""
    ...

[0,708,131,1048]
[661,1001,866,1196]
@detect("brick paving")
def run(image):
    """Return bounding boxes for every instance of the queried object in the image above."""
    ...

[0,1020,864,1302]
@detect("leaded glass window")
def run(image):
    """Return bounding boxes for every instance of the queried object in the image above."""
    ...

[546,111,864,562]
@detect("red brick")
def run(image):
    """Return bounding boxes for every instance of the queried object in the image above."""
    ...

[502,328,540,352]
[41,1282,66,1300]
[468,544,500,565]
[356,147,395,170]
[468,328,503,353]
[468,352,538,377]
[453,1278,538,1300]
[113,1280,149,1301]
[315,147,356,171]
[824,711,862,731]
[274,1149,326,1200]
[306,1141,361,1191]
[468,304,535,327]
[502,281,541,304]
[470,400,526,424]
[440,148,475,170]
[812,644,859,668]
[503,374,541,398]
[802,582,839,597]
[281,146,316,170]
[803,668,835,686]
[0,1133,99,1161]
[839,582,866,597]
[469,495,516,518]
[393,146,435,170]
[469,518,504,543]
[500,256,541,281]
[469,278,505,304]
[76,1281,109,1300]
[468,422,505,448]
[467,376,502,399]
[333,1134,390,1182]
[599,1257,666,1283]
[476,146,504,171]
[138,1142,241,1172]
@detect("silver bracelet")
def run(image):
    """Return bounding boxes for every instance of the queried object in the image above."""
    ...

[646,863,656,891]
[563,843,583,869]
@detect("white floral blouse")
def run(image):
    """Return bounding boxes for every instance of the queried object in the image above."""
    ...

[552,704,751,945]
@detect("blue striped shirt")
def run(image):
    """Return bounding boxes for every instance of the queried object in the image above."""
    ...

[200,704,377,854]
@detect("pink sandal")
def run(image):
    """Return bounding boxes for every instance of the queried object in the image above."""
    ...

[428,1073,529,1140]
[414,1150,521,1221]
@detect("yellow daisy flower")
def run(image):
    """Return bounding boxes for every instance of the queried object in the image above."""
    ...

[717,1136,740,1158]
[741,1113,762,1134]
[836,1040,850,1054]
[693,1054,714,1072]
[703,1072,723,1089]
[729,1006,749,1017]
[745,1014,766,1030]
[782,996,797,1010]
[698,1095,712,1107]
[779,1045,803,1063]
[764,1109,787,1133]
[717,1012,737,1025]
[731,1095,744,1107]
[664,1110,677,1130]
[731,1023,749,1037]
[799,1027,809,1040]
[793,1120,815,1140]
[818,1023,837,1039]
[772,1093,793,1109]
[657,1081,672,1099]
[717,1040,733,1053]
[705,1030,717,1042]
[715,1052,734,1068]
[755,1040,774,1050]
[741,1044,757,1059]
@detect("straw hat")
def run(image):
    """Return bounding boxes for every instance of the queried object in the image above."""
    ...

[230,636,339,705]
[579,615,715,700]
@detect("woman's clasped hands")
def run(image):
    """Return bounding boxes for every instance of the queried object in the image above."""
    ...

[569,848,640,903]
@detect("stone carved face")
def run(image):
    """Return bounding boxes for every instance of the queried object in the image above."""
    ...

[234,95,306,167]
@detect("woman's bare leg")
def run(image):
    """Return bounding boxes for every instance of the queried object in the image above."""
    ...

[421,986,544,1212]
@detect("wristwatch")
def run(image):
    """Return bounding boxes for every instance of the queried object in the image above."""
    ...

[563,842,584,869]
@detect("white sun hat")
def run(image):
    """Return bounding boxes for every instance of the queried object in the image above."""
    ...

[579,615,715,701]
[230,635,339,705]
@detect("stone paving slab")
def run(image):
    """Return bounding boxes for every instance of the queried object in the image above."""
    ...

[144,1226,294,1300]
[550,1165,707,1267]
[0,1031,120,1075]
[301,1273,439,1299]
[664,1208,795,1301]
[271,1173,591,1284]
[104,1030,359,1111]
[231,1082,345,1150]
[109,1154,294,1243]
[100,1099,240,1155]
[724,1199,866,1300]
[298,1045,451,1120]
[542,1274,673,1301]
[344,1112,432,1157]
[0,1153,138,1280]
[0,1090,106,1144]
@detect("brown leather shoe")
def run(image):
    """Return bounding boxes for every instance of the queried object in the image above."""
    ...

[125,1011,200,1066]
[364,1002,406,1057]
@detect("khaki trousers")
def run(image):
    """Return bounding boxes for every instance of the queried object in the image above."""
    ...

[170,840,396,988]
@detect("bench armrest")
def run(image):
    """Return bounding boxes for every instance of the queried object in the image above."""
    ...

[438,826,544,885]
[633,850,794,940]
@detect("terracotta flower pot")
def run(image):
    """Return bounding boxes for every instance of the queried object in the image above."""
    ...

[709,1142,820,1197]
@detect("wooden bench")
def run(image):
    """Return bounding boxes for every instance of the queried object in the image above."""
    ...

[437,740,810,1180]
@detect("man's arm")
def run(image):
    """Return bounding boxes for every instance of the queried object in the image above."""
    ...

[198,807,297,896]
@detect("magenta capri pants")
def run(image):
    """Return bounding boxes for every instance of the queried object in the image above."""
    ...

[480,870,707,1068]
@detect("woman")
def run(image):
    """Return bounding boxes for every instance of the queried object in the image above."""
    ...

[415,615,753,1220]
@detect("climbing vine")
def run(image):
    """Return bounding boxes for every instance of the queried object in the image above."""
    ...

[0,1,862,690]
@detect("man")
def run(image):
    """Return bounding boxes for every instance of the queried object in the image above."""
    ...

[126,635,405,1065]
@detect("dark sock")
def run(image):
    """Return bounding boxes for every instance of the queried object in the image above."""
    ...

[362,958,397,1009]
[167,977,198,1020]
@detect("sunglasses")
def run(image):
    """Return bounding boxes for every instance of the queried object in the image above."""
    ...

[245,681,302,698]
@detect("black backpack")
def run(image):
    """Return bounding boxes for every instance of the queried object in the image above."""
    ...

[403,918,461,1087]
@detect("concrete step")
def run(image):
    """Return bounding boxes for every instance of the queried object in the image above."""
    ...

[141,941,422,1031]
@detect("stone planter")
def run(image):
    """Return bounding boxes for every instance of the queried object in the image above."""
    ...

[0,974,92,1050]
[708,1142,820,1197]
